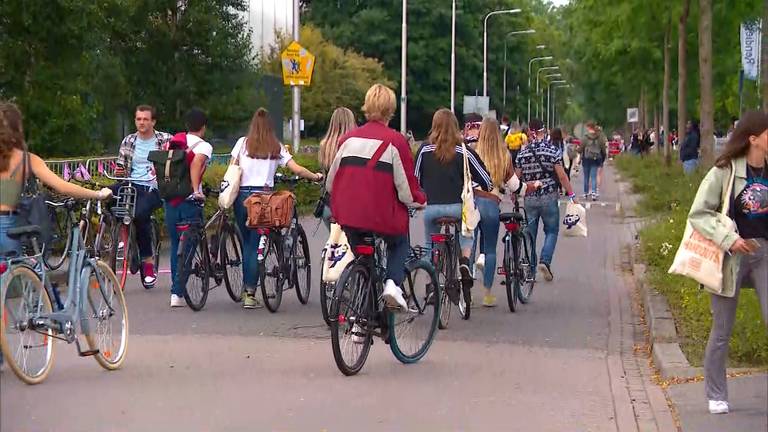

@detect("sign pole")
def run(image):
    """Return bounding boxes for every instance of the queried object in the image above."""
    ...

[291,0,300,153]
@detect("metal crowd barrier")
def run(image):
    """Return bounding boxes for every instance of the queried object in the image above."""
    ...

[45,153,230,181]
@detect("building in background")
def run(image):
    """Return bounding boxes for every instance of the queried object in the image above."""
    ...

[243,0,294,55]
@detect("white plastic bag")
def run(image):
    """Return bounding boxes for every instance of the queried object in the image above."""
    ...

[562,201,587,237]
[322,223,354,283]
[218,155,241,209]
[460,142,480,237]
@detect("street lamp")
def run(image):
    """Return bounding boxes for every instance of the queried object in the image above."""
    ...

[451,0,456,112]
[536,66,559,118]
[401,0,407,134]
[551,84,571,128]
[527,56,553,124]
[483,8,522,97]
[547,80,567,129]
[503,29,536,113]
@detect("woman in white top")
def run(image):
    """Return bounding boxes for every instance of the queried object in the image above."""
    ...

[231,108,322,309]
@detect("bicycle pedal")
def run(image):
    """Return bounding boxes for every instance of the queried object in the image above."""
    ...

[78,349,100,357]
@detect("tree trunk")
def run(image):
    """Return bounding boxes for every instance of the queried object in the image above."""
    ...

[762,0,768,111]
[677,0,691,161]
[663,19,672,165]
[699,0,714,166]
[654,107,660,154]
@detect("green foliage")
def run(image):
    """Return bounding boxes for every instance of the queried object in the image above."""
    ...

[616,155,768,367]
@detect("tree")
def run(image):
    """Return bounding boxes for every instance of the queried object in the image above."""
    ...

[762,0,768,111]
[699,0,714,165]
[663,19,673,164]
[677,0,691,160]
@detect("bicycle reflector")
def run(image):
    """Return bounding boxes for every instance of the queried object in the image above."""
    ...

[430,233,447,243]
[504,222,520,233]
[354,245,375,256]
[0,261,7,275]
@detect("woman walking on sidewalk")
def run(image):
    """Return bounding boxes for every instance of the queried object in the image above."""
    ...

[688,110,768,415]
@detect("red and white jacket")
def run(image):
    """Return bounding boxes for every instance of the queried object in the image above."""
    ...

[327,121,426,236]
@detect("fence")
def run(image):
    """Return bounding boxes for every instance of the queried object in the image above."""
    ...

[43,153,231,181]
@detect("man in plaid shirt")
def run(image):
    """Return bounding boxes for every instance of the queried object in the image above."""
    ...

[112,104,172,288]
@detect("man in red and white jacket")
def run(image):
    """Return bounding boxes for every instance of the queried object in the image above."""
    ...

[326,84,426,311]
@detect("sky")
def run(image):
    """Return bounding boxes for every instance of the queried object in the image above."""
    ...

[550,0,571,6]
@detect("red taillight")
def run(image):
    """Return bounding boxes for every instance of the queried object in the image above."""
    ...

[430,233,447,243]
[504,222,520,232]
[337,314,346,324]
[0,261,7,275]
[256,228,271,235]
[354,245,375,256]
[176,224,190,232]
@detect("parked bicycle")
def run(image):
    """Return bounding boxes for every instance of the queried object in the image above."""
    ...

[175,190,245,311]
[103,173,162,290]
[0,198,128,385]
[497,200,536,312]
[329,225,440,376]
[430,217,471,329]
[250,174,312,313]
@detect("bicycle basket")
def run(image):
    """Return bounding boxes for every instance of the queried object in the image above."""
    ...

[112,184,137,220]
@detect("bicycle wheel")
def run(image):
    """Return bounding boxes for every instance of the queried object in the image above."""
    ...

[260,236,283,313]
[94,215,116,261]
[220,223,244,303]
[319,249,336,326]
[111,223,131,291]
[433,244,452,330]
[389,261,440,363]
[43,205,71,270]
[504,237,518,313]
[330,263,373,376]
[0,266,55,384]
[293,225,311,305]
[180,228,210,311]
[150,218,161,274]
[458,253,471,320]
[517,231,536,304]
[84,260,128,370]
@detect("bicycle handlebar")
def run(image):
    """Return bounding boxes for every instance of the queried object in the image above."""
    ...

[105,173,157,182]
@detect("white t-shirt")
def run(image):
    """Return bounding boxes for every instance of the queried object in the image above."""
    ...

[186,134,213,194]
[231,137,292,187]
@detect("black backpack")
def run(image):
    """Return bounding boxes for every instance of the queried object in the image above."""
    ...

[147,133,200,200]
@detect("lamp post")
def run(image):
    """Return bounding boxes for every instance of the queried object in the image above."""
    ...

[483,8,521,97]
[527,56,552,124]
[291,0,300,152]
[535,66,559,118]
[547,80,567,129]
[450,0,456,112]
[502,29,536,113]
[551,84,570,128]
[400,0,407,134]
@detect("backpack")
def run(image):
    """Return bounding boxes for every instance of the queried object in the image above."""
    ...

[583,136,603,160]
[147,133,201,200]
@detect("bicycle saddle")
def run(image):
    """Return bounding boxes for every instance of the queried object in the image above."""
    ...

[6,224,42,240]
[434,217,460,225]
[499,212,525,223]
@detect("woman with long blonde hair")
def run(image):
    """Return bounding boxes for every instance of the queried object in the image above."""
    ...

[415,108,493,306]
[472,117,516,307]
[317,107,355,227]
[230,108,323,309]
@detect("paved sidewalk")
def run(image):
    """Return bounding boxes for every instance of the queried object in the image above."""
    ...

[667,374,767,431]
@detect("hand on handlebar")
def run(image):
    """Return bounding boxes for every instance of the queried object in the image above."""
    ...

[96,188,113,201]
[314,172,324,182]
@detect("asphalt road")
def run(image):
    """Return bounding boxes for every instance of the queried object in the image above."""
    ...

[2,166,646,431]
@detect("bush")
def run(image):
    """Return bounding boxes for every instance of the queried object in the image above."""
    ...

[616,155,768,367]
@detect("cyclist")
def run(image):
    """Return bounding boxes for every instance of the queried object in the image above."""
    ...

[415,108,493,303]
[231,108,323,309]
[317,107,356,229]
[515,118,576,282]
[0,101,112,366]
[113,104,172,288]
[326,84,426,312]
[165,109,213,308]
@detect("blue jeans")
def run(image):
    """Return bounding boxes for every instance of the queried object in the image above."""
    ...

[233,188,268,288]
[470,196,500,289]
[582,159,600,195]
[0,214,20,257]
[525,198,560,267]
[344,228,410,286]
[164,201,203,297]
[110,183,162,259]
[683,159,699,174]
[423,203,473,254]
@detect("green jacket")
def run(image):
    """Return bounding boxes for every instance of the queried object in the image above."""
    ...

[687,156,761,297]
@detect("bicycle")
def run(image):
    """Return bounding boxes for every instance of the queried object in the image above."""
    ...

[0,198,128,385]
[329,225,440,376]
[430,217,472,329]
[497,200,536,312]
[174,192,245,311]
[250,174,312,313]
[103,173,162,290]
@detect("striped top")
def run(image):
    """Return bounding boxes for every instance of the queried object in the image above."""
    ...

[415,142,492,205]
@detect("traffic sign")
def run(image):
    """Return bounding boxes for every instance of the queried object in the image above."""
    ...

[627,108,639,123]
[281,41,315,86]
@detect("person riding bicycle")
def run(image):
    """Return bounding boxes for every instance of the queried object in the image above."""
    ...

[164,108,213,308]
[415,108,493,303]
[112,104,172,289]
[230,108,323,309]
[326,84,426,312]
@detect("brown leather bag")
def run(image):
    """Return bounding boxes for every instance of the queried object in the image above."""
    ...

[244,190,296,228]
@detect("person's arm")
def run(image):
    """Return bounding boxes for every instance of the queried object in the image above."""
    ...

[392,140,427,207]
[190,154,207,195]
[286,159,322,181]
[466,148,493,191]
[30,154,110,200]
[688,166,741,251]
[554,164,575,198]
[114,135,131,176]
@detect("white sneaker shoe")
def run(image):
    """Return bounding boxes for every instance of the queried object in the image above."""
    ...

[475,253,485,271]
[708,400,729,414]
[170,294,186,308]
[382,279,409,312]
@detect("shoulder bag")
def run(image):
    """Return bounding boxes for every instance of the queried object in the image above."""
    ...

[461,142,481,237]
[218,151,242,209]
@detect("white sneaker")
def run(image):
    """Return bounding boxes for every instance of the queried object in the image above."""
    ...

[708,400,729,414]
[351,324,366,344]
[170,294,186,308]
[382,279,409,312]
[475,253,485,271]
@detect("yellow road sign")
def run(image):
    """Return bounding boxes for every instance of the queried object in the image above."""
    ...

[281,41,316,86]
